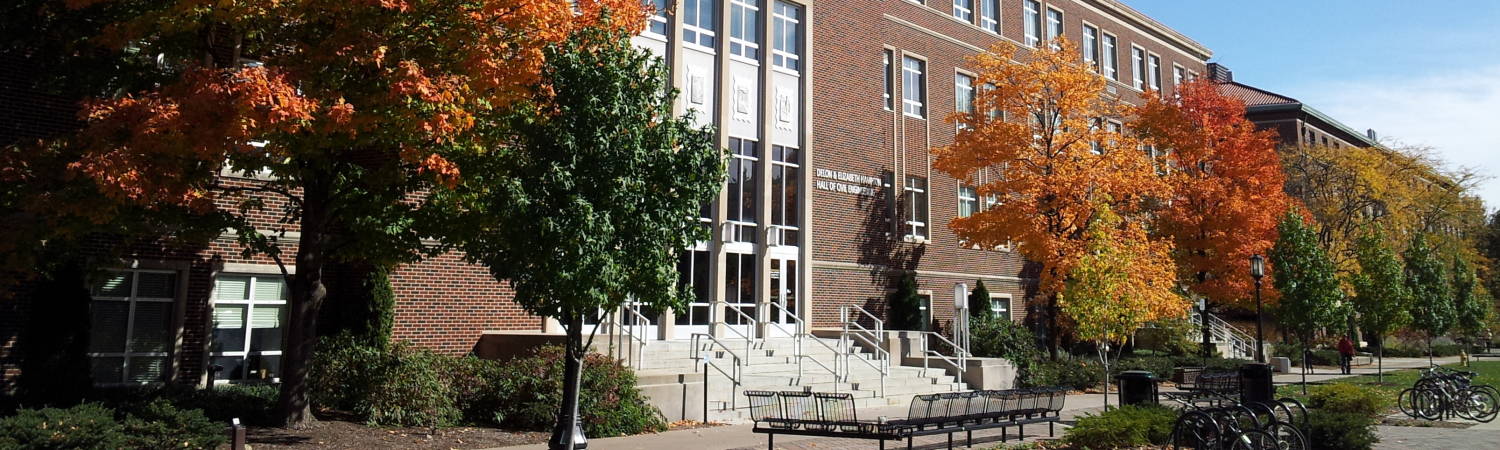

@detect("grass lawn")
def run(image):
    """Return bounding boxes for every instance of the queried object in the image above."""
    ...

[1275,360,1500,411]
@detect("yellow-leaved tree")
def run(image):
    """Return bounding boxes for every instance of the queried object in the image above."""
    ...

[933,37,1168,356]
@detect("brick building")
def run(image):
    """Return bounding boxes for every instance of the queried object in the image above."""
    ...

[2,0,1213,389]
[1210,62,1382,150]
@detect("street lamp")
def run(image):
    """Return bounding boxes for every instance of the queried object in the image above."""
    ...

[1250,254,1266,363]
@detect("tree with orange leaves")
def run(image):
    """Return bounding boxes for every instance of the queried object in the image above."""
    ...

[1131,79,1291,315]
[934,38,1171,357]
[38,0,649,427]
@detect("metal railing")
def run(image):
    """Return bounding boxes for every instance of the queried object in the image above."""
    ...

[723,304,760,358]
[840,305,890,397]
[920,331,971,391]
[766,302,842,388]
[1189,310,1256,359]
[618,304,652,369]
[691,332,744,415]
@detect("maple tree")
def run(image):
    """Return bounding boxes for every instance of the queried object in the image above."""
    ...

[1270,209,1346,393]
[934,38,1168,356]
[1060,204,1186,408]
[1131,79,1290,309]
[53,0,649,427]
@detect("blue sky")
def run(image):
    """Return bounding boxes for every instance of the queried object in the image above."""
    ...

[1126,0,1500,212]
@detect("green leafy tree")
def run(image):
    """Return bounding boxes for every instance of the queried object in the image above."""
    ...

[969,280,993,320]
[1349,227,1410,382]
[1453,253,1490,348]
[1482,210,1500,296]
[1271,210,1345,392]
[429,25,721,449]
[890,273,927,331]
[1405,233,1455,363]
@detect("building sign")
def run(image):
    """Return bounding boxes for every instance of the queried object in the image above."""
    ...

[814,168,882,197]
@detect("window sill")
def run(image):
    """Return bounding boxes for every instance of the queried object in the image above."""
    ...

[904,236,930,245]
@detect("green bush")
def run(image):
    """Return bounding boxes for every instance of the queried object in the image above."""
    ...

[1064,404,1176,448]
[0,401,226,450]
[90,384,278,427]
[1134,319,1199,356]
[119,399,227,449]
[310,335,461,427]
[970,315,1041,383]
[499,345,667,437]
[1111,356,1175,380]
[1023,358,1103,390]
[1305,410,1379,450]
[435,355,512,425]
[0,403,126,449]
[1307,384,1386,417]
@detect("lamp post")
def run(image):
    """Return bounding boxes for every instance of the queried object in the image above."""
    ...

[1250,254,1266,363]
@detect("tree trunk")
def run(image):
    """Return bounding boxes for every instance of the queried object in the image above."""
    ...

[1047,296,1060,359]
[278,178,333,428]
[1377,335,1384,384]
[549,313,587,450]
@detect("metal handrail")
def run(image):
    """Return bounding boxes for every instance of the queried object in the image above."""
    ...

[1190,311,1256,359]
[921,331,969,391]
[839,306,890,397]
[691,333,743,384]
[765,302,840,385]
[722,304,759,357]
[618,304,652,369]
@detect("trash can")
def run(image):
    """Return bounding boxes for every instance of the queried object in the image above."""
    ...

[1116,370,1158,406]
[1240,363,1274,404]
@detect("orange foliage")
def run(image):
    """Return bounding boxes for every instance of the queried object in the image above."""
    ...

[934,38,1168,299]
[1131,79,1292,308]
[67,0,647,208]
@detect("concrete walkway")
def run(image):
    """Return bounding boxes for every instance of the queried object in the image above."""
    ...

[493,356,1463,450]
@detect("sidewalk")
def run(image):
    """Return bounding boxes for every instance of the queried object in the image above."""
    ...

[493,356,1460,450]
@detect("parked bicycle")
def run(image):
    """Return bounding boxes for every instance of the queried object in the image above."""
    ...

[1164,371,1308,450]
[1397,366,1499,422]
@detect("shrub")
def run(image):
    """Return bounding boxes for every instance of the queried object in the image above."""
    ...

[358,346,461,427]
[1307,384,1386,417]
[0,403,126,449]
[1112,356,1175,380]
[1023,358,1103,390]
[970,315,1041,383]
[1134,319,1199,357]
[434,354,512,425]
[309,332,387,411]
[499,345,667,437]
[1064,404,1176,448]
[120,399,227,449]
[89,384,277,427]
[1305,410,1379,450]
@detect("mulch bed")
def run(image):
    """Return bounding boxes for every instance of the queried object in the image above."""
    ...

[245,418,725,449]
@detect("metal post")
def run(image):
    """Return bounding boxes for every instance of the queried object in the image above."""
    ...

[703,367,709,423]
[1255,278,1265,363]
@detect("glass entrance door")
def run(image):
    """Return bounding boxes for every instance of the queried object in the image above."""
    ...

[766,258,799,337]
[723,251,758,339]
[673,248,713,339]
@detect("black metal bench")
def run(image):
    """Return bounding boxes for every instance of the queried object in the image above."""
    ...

[747,387,1068,450]
[1164,371,1240,408]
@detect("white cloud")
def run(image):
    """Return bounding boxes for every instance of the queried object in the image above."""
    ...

[1297,65,1500,212]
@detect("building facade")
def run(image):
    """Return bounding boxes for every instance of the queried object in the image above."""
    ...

[1,0,1213,388]
[1210,63,1382,150]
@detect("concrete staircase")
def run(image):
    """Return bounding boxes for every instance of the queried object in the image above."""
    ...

[632,337,970,423]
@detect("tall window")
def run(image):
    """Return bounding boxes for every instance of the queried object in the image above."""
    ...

[1023,0,1041,47]
[771,145,801,246]
[904,175,929,239]
[1082,24,1099,68]
[1131,46,1146,90]
[211,274,287,383]
[958,186,979,218]
[726,138,759,243]
[89,269,177,384]
[953,0,973,21]
[955,72,975,131]
[982,83,1000,120]
[1173,65,1186,90]
[723,253,758,324]
[646,0,670,37]
[884,50,894,111]
[772,1,801,71]
[1149,54,1162,91]
[729,0,761,60]
[1101,34,1119,80]
[675,249,712,326]
[683,0,717,48]
[979,0,999,33]
[902,56,926,118]
[1045,8,1063,49]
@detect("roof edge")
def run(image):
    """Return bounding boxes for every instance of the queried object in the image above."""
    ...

[1092,0,1213,60]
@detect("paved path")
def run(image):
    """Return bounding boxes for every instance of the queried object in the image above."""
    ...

[492,356,1471,449]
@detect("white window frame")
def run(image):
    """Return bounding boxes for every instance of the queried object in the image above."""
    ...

[902,54,927,118]
[1148,53,1162,91]
[770,144,801,246]
[1173,64,1186,92]
[1023,0,1041,47]
[904,175,929,240]
[683,0,718,50]
[1101,32,1119,81]
[955,71,976,131]
[728,0,761,62]
[1082,23,1099,68]
[979,0,999,33]
[953,0,974,22]
[1045,7,1064,49]
[958,185,979,218]
[772,1,801,72]
[88,268,179,385]
[1131,45,1147,90]
[645,0,671,39]
[726,137,761,244]
[210,273,288,383]
[990,293,1012,319]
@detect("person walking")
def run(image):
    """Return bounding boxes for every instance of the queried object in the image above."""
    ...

[1337,335,1356,375]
